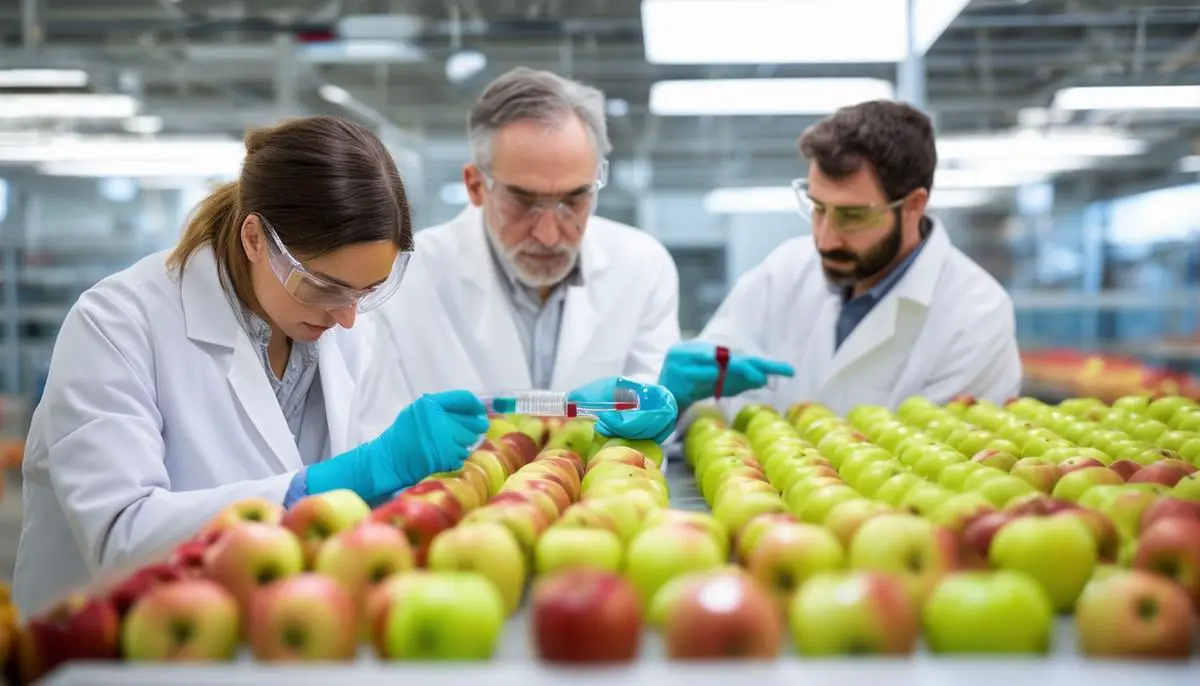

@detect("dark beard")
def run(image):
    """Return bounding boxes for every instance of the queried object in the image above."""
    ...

[819,217,903,288]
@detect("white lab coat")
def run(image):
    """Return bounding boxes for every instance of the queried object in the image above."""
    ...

[358,205,680,440]
[13,247,377,617]
[698,219,1022,419]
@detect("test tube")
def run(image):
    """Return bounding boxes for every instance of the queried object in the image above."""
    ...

[479,389,640,418]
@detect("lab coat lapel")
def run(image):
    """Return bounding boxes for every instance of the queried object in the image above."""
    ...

[180,248,302,473]
[458,208,533,390]
[822,222,949,384]
[551,231,609,389]
[318,336,352,455]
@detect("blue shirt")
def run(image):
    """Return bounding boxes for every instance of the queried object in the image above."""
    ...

[834,221,932,350]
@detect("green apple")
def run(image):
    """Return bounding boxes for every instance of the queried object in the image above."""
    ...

[922,570,1055,653]
[772,462,839,494]
[545,418,597,458]
[1177,438,1200,466]
[974,475,1038,508]
[913,452,967,481]
[585,476,669,508]
[642,509,730,559]
[848,513,958,604]
[852,461,908,497]
[712,490,788,536]
[427,522,526,616]
[121,579,240,661]
[961,466,1009,491]
[535,526,622,575]
[1155,430,1194,454]
[970,450,1018,472]
[822,498,893,548]
[787,571,919,656]
[599,437,665,469]
[989,514,1097,612]
[624,523,725,608]
[486,417,522,442]
[782,476,845,513]
[1009,457,1060,493]
[380,571,506,660]
[797,485,863,525]
[508,414,548,446]
[792,404,837,432]
[870,473,925,507]
[1147,396,1196,424]
[927,493,996,533]
[1051,467,1124,502]
[1171,410,1200,432]
[838,448,895,484]
[936,462,985,491]
[745,522,845,609]
[1172,473,1200,501]
[899,483,956,517]
[733,402,777,433]
[954,430,995,458]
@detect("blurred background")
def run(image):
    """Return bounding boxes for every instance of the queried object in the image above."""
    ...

[0,0,1194,577]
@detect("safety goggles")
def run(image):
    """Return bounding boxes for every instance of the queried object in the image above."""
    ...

[257,213,411,313]
[791,178,906,236]
[483,160,609,232]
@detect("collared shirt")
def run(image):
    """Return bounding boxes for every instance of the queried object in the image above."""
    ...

[225,287,329,467]
[835,218,933,350]
[484,229,583,390]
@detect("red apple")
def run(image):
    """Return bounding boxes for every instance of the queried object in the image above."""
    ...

[1140,498,1200,533]
[536,449,586,479]
[280,489,371,567]
[168,528,225,576]
[313,522,415,611]
[1010,458,1060,493]
[587,446,649,472]
[202,497,285,533]
[1109,460,1143,481]
[369,495,456,566]
[1153,458,1198,474]
[12,593,120,682]
[1134,517,1200,607]
[458,462,493,504]
[1057,457,1106,475]
[490,490,560,522]
[498,432,539,466]
[413,476,481,512]
[530,569,642,663]
[1129,463,1192,488]
[105,563,190,620]
[662,571,782,659]
[202,522,305,606]
[502,476,572,514]
[120,579,240,661]
[246,573,358,662]
[960,512,1021,569]
[515,464,580,503]
[1004,493,1078,517]
[401,488,466,526]
[1075,570,1196,659]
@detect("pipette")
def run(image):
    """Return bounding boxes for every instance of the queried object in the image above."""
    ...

[478,389,640,418]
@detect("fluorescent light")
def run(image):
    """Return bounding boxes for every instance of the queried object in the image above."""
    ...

[650,78,895,116]
[439,182,469,205]
[1052,85,1200,111]
[0,135,245,165]
[1180,155,1200,174]
[318,84,352,104]
[0,68,88,88]
[299,40,424,64]
[122,115,163,134]
[445,50,487,83]
[938,130,1146,160]
[0,94,138,119]
[38,159,242,178]
[641,0,968,65]
[703,185,1001,215]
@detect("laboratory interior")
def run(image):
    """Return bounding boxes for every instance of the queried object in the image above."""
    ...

[0,0,1197,680]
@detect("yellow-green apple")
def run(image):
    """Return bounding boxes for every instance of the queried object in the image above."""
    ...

[735,512,798,561]
[1091,489,1159,540]
[584,476,669,508]
[927,493,996,533]
[713,491,788,536]
[369,495,456,567]
[1128,446,1182,467]
[574,496,648,544]
[624,523,725,609]
[546,418,597,459]
[520,462,581,502]
[733,402,777,432]
[974,474,1039,508]
[417,473,483,512]
[12,593,121,682]
[961,466,1010,492]
[509,413,548,446]
[1052,466,1124,502]
[1009,458,1059,493]
[899,483,957,517]
[922,570,1054,653]
[462,501,550,564]
[712,476,779,508]
[960,511,1022,569]
[363,571,428,658]
[781,476,844,512]
[534,455,586,492]
[869,473,926,507]
[489,489,560,522]
[536,448,586,478]
[530,569,643,663]
[1133,517,1200,607]
[797,485,864,525]
[486,416,521,442]
[598,437,665,469]
[745,522,845,610]
[120,579,239,662]
[822,499,893,547]
[466,449,511,496]
[535,527,623,575]
[1075,569,1196,658]
[427,522,527,615]
[662,571,782,659]
[457,462,493,503]
[502,475,572,513]
[553,501,621,535]
[1129,461,1194,487]
[989,514,1097,612]
[580,462,650,494]
[935,461,986,492]
[203,521,305,606]
[203,497,285,533]
[912,452,967,481]
[847,513,959,604]
[787,571,918,656]
[1172,473,1200,500]
[509,468,577,507]
[313,521,415,618]
[836,448,894,485]
[642,509,730,559]
[246,573,357,662]
[1055,508,1119,563]
[701,463,765,504]
[852,461,907,497]
[380,571,506,660]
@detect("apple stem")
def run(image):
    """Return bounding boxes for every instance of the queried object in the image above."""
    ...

[1136,596,1159,621]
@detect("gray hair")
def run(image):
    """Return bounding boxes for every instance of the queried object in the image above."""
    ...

[467,67,613,172]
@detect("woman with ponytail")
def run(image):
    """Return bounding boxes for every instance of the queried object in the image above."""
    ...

[12,116,488,616]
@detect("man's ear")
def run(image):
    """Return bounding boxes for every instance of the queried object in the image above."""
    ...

[905,187,930,221]
[463,164,486,207]
[241,214,266,264]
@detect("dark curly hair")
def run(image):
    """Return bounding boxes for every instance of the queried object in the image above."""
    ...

[798,100,937,202]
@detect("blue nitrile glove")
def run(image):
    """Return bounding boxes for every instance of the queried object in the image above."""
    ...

[569,376,679,444]
[658,340,795,410]
[305,389,489,503]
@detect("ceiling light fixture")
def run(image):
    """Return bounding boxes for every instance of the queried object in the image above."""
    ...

[649,78,896,116]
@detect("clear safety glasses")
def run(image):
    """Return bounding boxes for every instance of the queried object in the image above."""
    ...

[791,178,906,237]
[257,213,412,313]
[483,160,609,235]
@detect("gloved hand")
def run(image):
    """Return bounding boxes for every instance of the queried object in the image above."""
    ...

[569,376,679,444]
[658,340,795,410]
[306,390,488,503]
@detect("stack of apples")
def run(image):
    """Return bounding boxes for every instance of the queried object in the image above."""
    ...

[679,394,1200,660]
